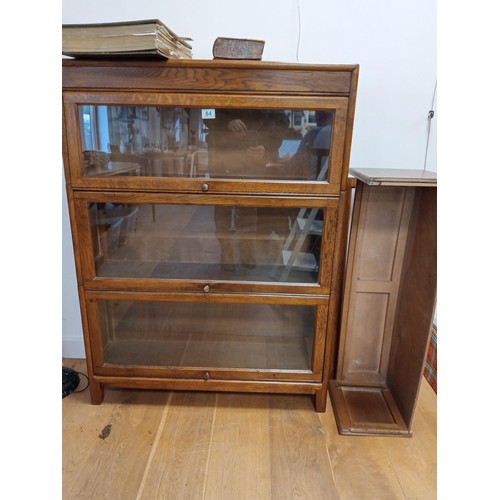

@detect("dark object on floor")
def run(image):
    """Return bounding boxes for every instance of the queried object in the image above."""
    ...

[99,424,112,440]
[62,367,80,398]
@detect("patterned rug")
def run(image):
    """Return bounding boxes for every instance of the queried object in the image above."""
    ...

[423,325,437,393]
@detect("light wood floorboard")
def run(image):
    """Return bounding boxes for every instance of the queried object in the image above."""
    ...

[62,359,436,499]
[204,393,272,500]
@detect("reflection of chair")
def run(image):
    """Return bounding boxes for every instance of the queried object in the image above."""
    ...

[309,148,330,180]
[310,124,331,180]
[189,150,209,177]
[279,157,328,281]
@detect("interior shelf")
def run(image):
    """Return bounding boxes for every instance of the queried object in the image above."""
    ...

[104,333,314,371]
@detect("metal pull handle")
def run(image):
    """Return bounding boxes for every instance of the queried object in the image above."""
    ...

[203,285,210,293]
[201,183,209,192]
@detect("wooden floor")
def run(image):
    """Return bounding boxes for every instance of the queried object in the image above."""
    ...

[62,358,436,500]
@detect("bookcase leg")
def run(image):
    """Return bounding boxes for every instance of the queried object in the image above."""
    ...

[89,381,104,405]
[314,388,327,412]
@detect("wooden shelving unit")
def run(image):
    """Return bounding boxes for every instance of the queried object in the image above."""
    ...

[330,168,437,435]
[62,58,359,410]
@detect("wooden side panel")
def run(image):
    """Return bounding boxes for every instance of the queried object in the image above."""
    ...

[346,292,390,375]
[356,187,406,282]
[338,184,415,383]
[387,187,437,428]
[340,66,359,190]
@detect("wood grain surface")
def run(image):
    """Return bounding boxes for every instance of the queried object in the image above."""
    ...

[63,358,436,499]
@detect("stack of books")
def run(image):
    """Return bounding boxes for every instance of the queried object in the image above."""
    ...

[62,19,192,59]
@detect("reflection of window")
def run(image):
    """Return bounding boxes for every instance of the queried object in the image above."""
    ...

[80,105,98,150]
[79,106,111,152]
[292,111,303,127]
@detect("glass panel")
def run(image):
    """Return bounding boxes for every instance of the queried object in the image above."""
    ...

[78,106,334,181]
[90,202,324,284]
[98,300,315,370]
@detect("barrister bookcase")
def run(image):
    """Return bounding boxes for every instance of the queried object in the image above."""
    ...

[330,168,437,434]
[62,58,358,411]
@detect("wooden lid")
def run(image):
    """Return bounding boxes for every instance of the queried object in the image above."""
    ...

[349,168,437,187]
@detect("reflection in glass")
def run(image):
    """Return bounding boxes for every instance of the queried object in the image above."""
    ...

[98,300,315,370]
[89,202,324,284]
[78,106,334,181]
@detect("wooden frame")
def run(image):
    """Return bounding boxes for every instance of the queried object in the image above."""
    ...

[62,58,359,411]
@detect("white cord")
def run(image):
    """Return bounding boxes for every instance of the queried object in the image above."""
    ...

[424,81,437,171]
[296,0,301,62]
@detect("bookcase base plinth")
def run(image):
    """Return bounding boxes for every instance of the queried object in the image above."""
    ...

[329,380,411,437]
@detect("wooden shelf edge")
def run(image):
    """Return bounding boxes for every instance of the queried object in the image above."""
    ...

[95,374,322,395]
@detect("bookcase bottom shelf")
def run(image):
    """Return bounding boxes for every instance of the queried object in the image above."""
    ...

[103,334,313,372]
[329,381,412,437]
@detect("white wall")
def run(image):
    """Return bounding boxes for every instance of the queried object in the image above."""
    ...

[62,0,437,356]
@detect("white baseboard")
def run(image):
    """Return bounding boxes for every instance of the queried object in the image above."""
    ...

[62,337,86,359]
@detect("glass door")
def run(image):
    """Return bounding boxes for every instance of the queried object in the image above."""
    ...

[63,92,348,195]
[74,193,338,294]
[86,292,328,379]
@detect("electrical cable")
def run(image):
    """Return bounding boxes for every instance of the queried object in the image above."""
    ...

[424,81,437,171]
[296,0,301,62]
[73,371,89,393]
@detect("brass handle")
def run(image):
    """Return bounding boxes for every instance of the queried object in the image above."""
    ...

[204,372,210,380]
[203,285,210,293]
[201,183,209,192]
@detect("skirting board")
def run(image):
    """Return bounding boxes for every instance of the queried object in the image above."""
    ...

[62,338,86,359]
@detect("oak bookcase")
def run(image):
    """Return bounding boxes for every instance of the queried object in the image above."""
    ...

[62,58,359,411]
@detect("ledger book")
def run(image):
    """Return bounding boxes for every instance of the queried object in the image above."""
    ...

[62,19,192,59]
